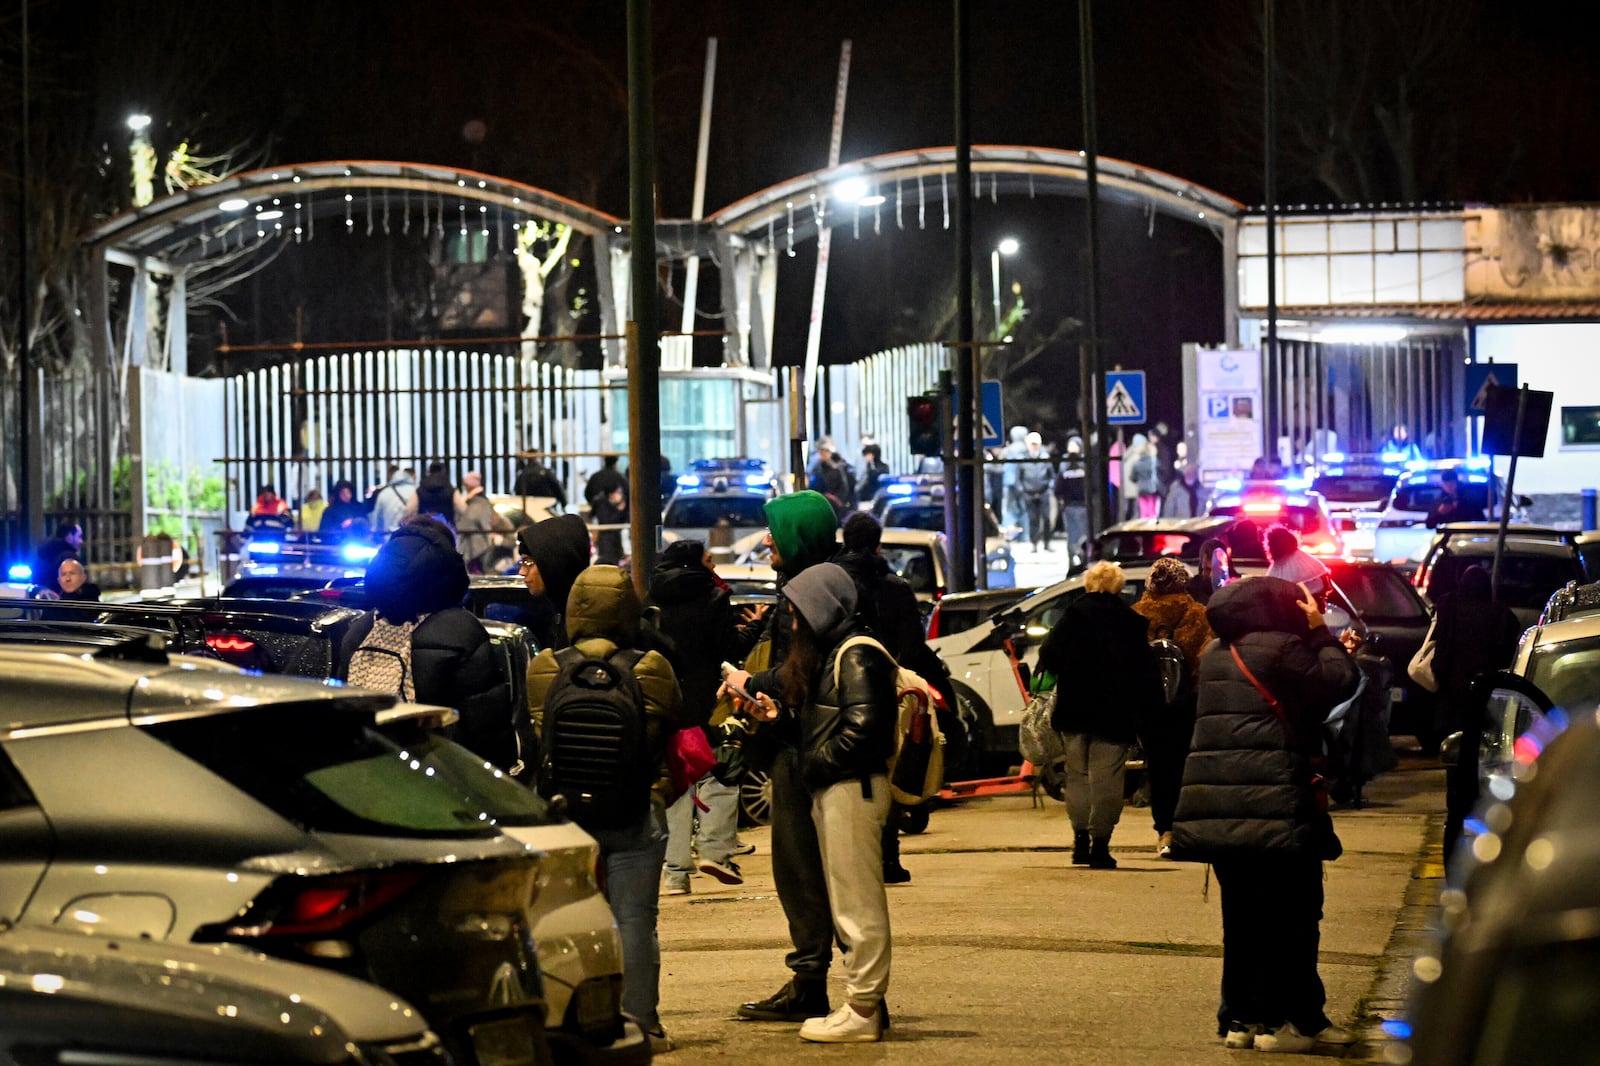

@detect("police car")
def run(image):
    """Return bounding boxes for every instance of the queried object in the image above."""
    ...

[1309,453,1401,558]
[875,476,1016,588]
[661,458,784,560]
[226,517,382,598]
[1206,477,1344,557]
[1371,457,1518,565]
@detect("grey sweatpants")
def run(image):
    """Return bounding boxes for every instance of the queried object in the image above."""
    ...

[1061,733,1131,838]
[811,775,893,1007]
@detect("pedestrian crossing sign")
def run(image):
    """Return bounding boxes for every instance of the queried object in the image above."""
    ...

[1465,362,1518,413]
[1106,371,1146,426]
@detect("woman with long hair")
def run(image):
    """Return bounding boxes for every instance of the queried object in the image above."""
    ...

[774,561,899,1043]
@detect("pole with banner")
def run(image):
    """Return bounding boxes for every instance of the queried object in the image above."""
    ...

[800,41,852,423]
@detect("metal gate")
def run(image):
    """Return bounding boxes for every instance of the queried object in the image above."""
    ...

[221,347,604,518]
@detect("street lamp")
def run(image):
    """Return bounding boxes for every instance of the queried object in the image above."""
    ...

[126,112,155,207]
[991,237,1019,336]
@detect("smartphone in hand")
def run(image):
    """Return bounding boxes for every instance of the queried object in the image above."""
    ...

[720,661,755,703]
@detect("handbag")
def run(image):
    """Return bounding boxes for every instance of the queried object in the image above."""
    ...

[1019,689,1064,766]
[1407,617,1440,693]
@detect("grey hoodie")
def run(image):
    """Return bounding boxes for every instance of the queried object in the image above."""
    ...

[780,562,859,647]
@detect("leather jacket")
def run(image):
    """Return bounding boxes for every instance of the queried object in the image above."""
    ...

[799,634,899,792]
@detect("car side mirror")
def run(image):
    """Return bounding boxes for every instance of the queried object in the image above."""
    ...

[1468,670,1555,784]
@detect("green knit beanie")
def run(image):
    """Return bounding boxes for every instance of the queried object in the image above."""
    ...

[763,490,839,574]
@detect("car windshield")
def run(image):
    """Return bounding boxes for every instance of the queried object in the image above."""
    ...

[883,503,1000,538]
[1428,553,1584,609]
[663,496,768,528]
[1528,635,1600,711]
[1311,475,1396,503]
[140,703,556,838]
[1326,565,1426,623]
[881,546,937,593]
[1392,481,1493,513]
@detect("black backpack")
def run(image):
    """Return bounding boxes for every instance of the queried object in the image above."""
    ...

[538,647,652,831]
[1148,628,1190,705]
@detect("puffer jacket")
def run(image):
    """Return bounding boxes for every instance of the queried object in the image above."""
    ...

[1169,576,1360,861]
[1037,591,1163,744]
[526,566,683,805]
[1131,589,1213,676]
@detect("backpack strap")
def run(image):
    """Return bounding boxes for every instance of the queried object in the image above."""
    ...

[832,634,894,690]
[1229,644,1293,743]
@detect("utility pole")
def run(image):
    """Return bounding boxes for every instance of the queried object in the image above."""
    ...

[17,0,42,552]
[626,0,662,595]
[951,0,977,592]
[1264,0,1279,458]
[1079,0,1108,538]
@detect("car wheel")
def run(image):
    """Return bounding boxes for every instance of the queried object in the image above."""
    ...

[739,769,773,827]
[898,805,931,835]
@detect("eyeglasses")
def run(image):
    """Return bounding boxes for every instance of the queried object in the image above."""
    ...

[517,557,536,571]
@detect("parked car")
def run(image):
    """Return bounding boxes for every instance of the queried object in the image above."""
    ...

[0,925,448,1065]
[879,487,1017,588]
[1412,525,1588,628]
[1324,559,1436,744]
[1094,515,1240,566]
[925,585,1036,639]
[0,636,645,1066]
[1405,670,1600,1066]
[1310,458,1399,558]
[1206,478,1344,557]
[1371,458,1520,564]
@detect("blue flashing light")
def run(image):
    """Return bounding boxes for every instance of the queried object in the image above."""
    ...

[1286,495,1311,507]
[1380,450,1408,463]
[1465,455,1491,470]
[885,483,916,497]
[1214,478,1242,492]
[341,544,379,563]
[1381,1020,1412,1040]
[1213,495,1242,509]
[1404,459,1429,471]
[248,541,283,557]
[1320,451,1346,463]
[1280,477,1311,491]
[675,475,701,489]
[1463,475,1488,484]
[7,562,32,582]
[743,474,770,488]
[250,565,280,576]
[1406,474,1432,485]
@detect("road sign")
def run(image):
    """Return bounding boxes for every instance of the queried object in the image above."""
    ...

[1105,371,1146,426]
[1465,363,1518,413]
[981,380,1004,446]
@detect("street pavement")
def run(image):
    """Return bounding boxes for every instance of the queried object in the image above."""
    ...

[654,750,1444,1063]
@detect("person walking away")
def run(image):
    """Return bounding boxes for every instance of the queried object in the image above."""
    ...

[321,480,367,532]
[1188,537,1230,605]
[514,514,592,651]
[1430,565,1521,856]
[526,565,683,1052]
[1169,576,1361,1052]
[775,562,898,1042]
[371,467,416,533]
[1001,426,1029,537]
[1125,434,1161,519]
[514,454,568,507]
[1054,436,1089,567]
[718,491,842,1025]
[455,471,509,574]
[1130,558,1212,858]
[31,521,84,596]
[1265,524,1330,603]
[591,484,628,566]
[649,540,760,894]
[1018,431,1055,553]
[1425,469,1486,528]
[1036,561,1164,868]
[338,516,516,770]
[1163,464,1203,518]
[411,462,457,526]
[857,444,890,504]
[832,512,960,884]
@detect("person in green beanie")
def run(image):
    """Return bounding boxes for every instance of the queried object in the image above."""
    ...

[721,489,848,1024]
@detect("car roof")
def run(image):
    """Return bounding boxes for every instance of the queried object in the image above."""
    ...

[1529,609,1600,646]
[1101,516,1232,535]
[1434,535,1580,558]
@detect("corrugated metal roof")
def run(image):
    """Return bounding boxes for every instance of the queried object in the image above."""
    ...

[1241,301,1600,322]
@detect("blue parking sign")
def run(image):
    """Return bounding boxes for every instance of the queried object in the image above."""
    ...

[1106,371,1146,426]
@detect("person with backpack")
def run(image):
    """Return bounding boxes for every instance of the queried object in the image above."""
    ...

[718,490,842,1026]
[339,516,515,770]
[832,512,958,884]
[1130,557,1213,859]
[1035,561,1165,869]
[526,565,683,1052]
[515,514,592,651]
[771,561,899,1042]
[648,540,760,894]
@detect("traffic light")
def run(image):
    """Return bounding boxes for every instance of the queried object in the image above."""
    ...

[907,393,942,456]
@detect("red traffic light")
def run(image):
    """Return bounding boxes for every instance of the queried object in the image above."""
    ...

[907,396,938,422]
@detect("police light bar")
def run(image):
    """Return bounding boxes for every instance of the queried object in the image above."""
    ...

[1380,450,1408,463]
[743,474,770,488]
[676,475,701,489]
[885,483,917,497]
[1280,477,1311,491]
[6,563,31,582]
[341,544,379,563]
[1465,455,1491,470]
[248,541,283,557]
[1214,478,1242,492]
[1404,459,1429,472]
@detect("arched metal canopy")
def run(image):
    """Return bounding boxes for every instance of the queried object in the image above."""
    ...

[708,144,1245,245]
[84,160,626,264]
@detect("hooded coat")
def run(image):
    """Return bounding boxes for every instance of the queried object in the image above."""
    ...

[783,563,899,792]
[1131,588,1214,676]
[339,519,514,770]
[516,514,592,649]
[526,566,683,804]
[1037,591,1164,743]
[745,490,841,723]
[1169,576,1360,860]
[647,541,756,728]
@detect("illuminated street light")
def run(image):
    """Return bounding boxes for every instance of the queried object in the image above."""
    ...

[126,112,151,132]
[997,236,1020,256]
[992,238,1020,335]
[830,176,870,203]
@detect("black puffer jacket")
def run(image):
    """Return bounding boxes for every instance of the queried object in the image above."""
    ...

[1037,590,1163,744]
[340,519,514,770]
[1169,576,1360,861]
[647,544,757,728]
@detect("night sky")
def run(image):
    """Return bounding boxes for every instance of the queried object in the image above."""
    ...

[30,0,1600,441]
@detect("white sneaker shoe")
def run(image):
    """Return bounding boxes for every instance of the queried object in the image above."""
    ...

[1253,1022,1314,1053]
[799,1003,883,1043]
[697,858,744,885]
[1223,1023,1260,1049]
[1314,1024,1357,1046]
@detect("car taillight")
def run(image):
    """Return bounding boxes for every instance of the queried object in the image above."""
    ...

[1306,541,1338,555]
[925,608,943,639]
[205,634,256,653]
[218,869,425,938]
[1243,501,1282,515]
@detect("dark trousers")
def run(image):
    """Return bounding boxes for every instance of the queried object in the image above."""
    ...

[1145,706,1195,835]
[1212,854,1330,1035]
[770,746,834,982]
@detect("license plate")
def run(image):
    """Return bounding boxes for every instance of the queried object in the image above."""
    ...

[469,1017,547,1066]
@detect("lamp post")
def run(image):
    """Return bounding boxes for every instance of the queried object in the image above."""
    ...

[127,112,155,207]
[991,237,1018,337]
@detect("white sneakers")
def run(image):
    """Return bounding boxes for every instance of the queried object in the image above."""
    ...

[798,1003,883,1043]
[1251,1022,1314,1053]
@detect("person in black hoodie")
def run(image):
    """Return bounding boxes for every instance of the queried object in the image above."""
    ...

[514,514,593,651]
[412,462,458,526]
[1169,576,1361,1053]
[832,512,959,883]
[649,540,760,892]
[1036,561,1165,869]
[1430,564,1521,856]
[321,480,369,532]
[339,516,515,771]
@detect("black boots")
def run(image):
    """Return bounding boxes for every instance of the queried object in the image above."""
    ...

[1072,830,1091,865]
[738,977,831,1022]
[1089,836,1118,870]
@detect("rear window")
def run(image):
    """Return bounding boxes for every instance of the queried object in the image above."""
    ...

[1097,531,1202,563]
[1326,565,1426,623]
[663,496,768,528]
[883,503,1000,538]
[1311,475,1395,503]
[1427,553,1584,610]
[1392,482,1492,513]
[881,546,938,593]
[140,704,556,838]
